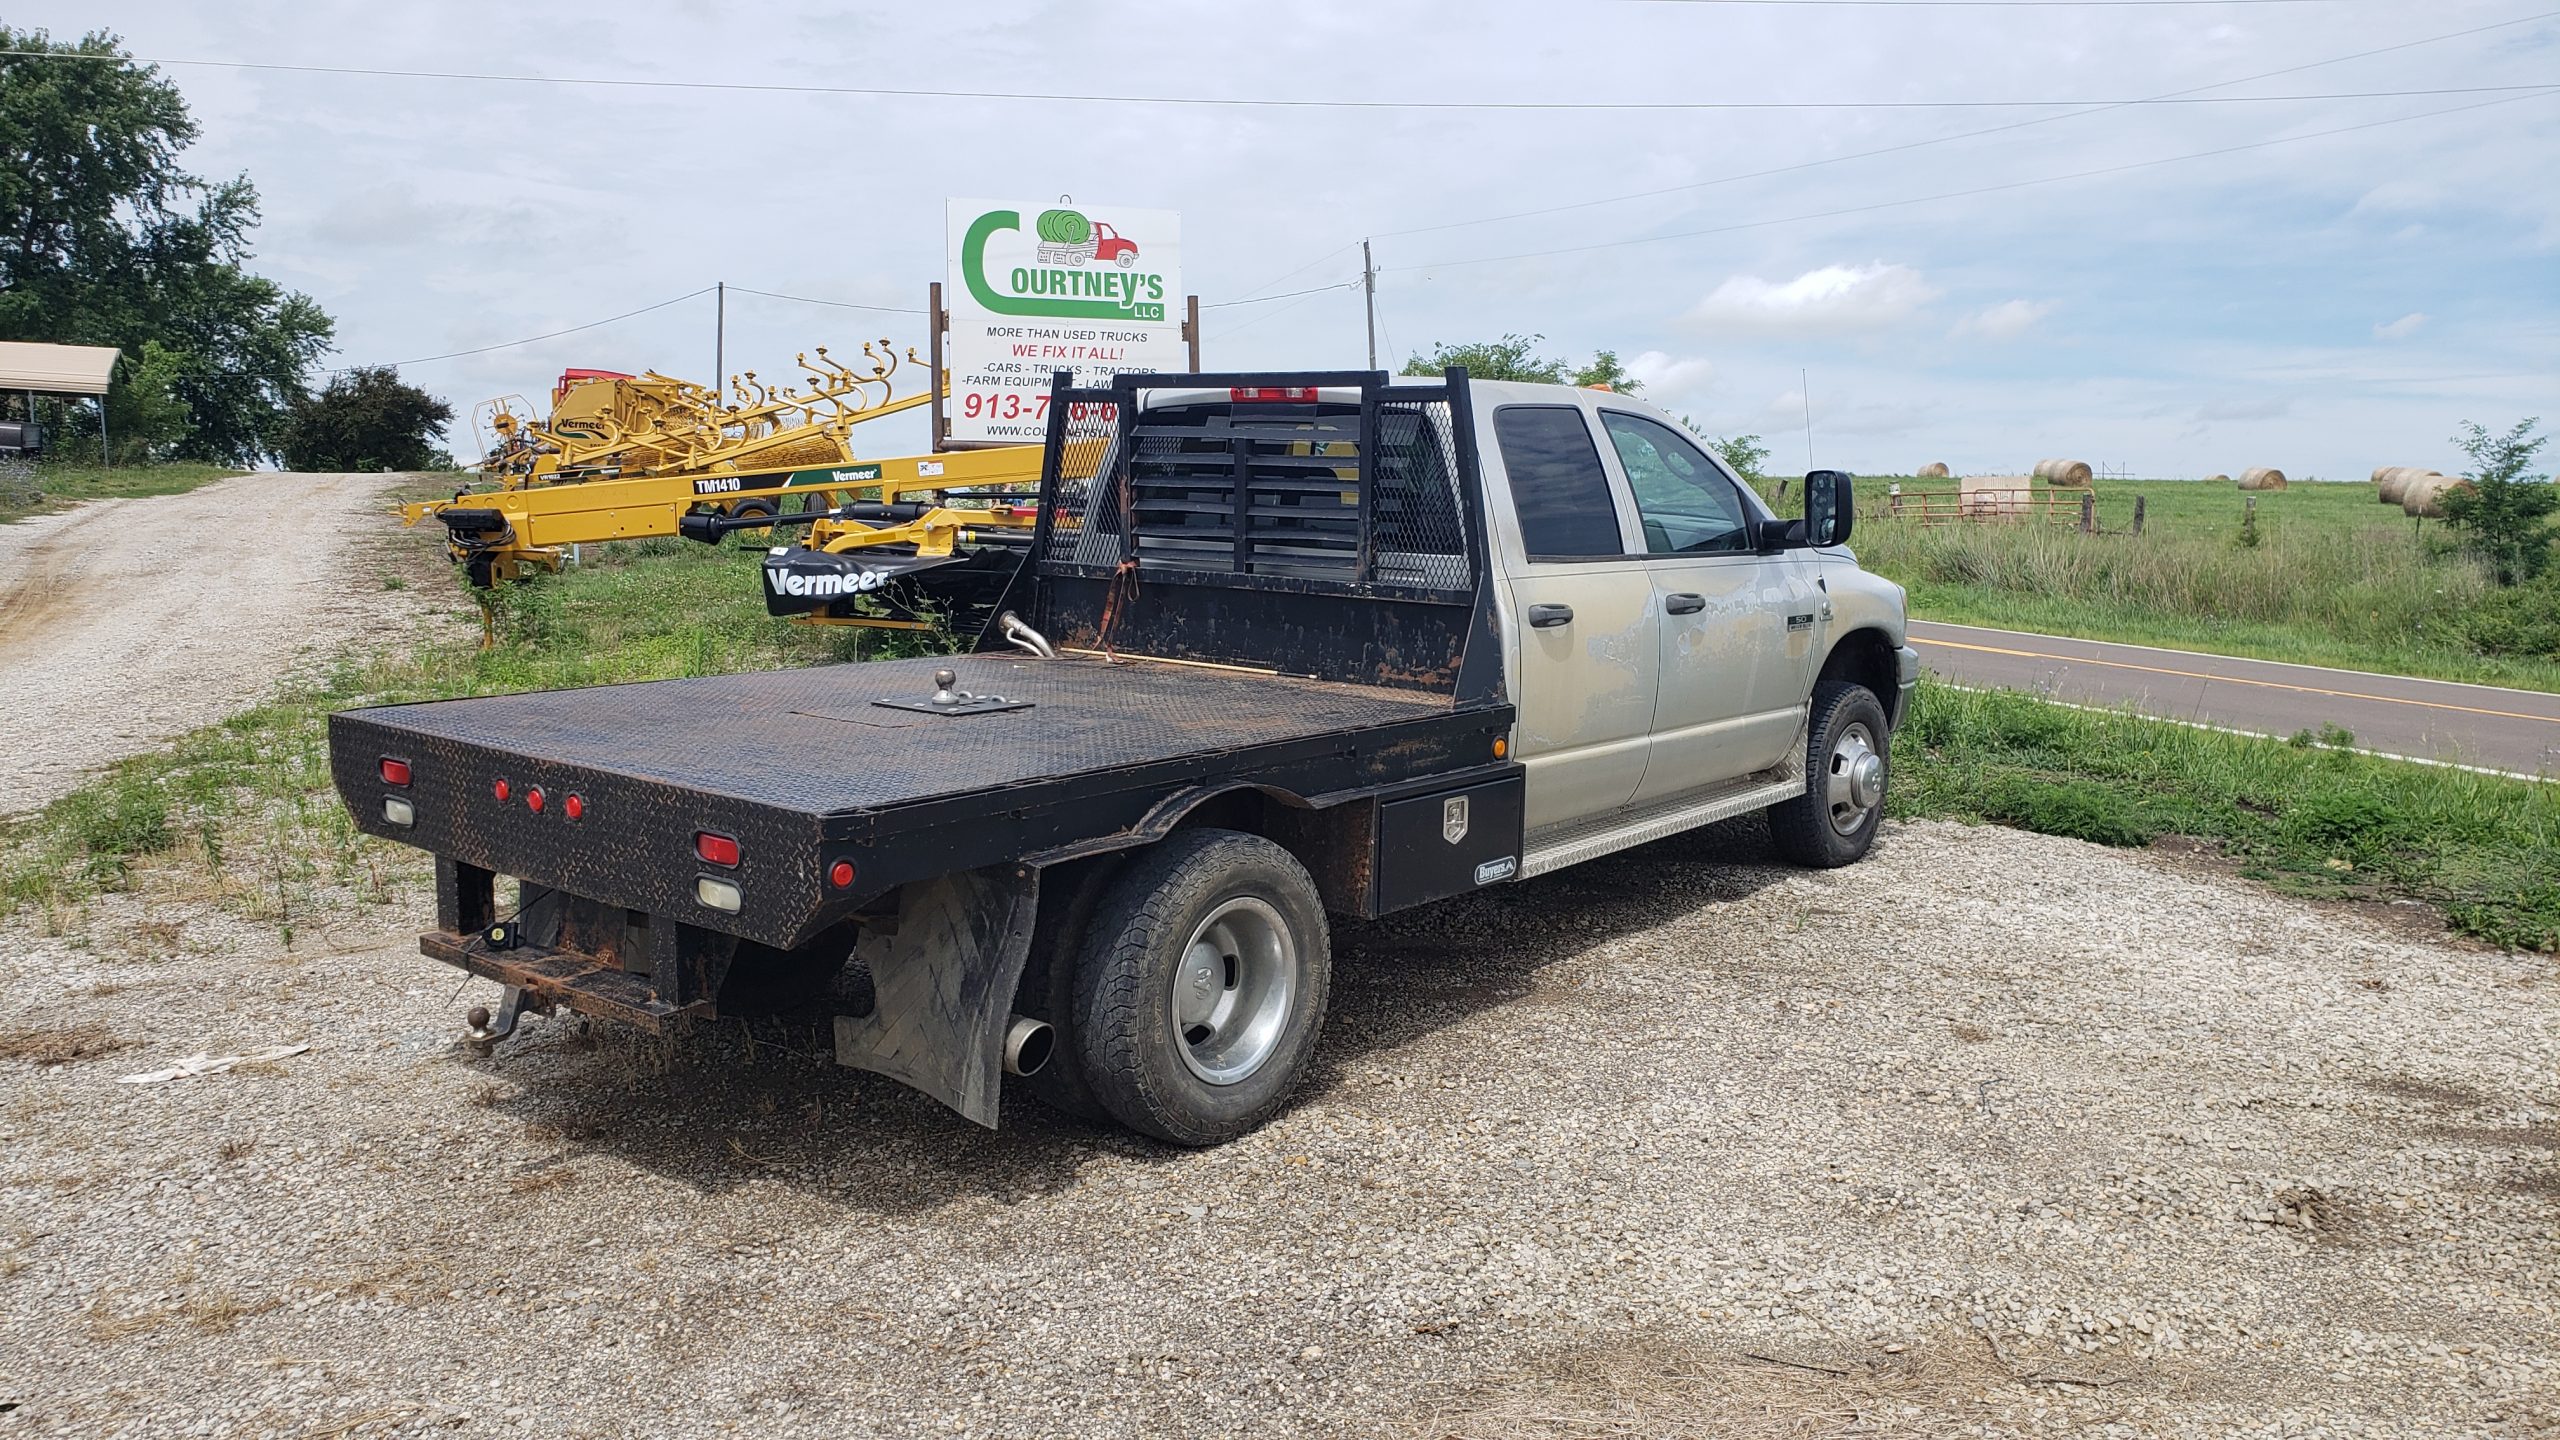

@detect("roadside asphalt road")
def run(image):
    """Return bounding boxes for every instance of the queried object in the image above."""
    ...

[1908,619,2560,779]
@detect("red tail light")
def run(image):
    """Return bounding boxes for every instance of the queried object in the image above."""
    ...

[526,787,546,813]
[696,832,741,867]
[493,779,511,802]
[829,859,856,889]
[563,794,585,821]
[379,758,411,786]
[1230,386,1319,403]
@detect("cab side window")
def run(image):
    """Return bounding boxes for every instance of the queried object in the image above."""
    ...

[1600,411,1753,555]
[1494,405,1628,560]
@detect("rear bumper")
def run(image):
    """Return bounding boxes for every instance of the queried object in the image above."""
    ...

[1892,644,1921,728]
[421,929,706,1030]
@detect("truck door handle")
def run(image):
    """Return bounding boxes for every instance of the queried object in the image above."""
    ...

[1526,603,1574,629]
[1664,592,1706,615]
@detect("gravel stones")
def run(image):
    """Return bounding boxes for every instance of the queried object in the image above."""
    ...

[1,817,2552,1436]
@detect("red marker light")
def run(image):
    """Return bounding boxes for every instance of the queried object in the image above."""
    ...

[563,794,584,821]
[379,758,411,786]
[493,779,510,802]
[526,787,546,813]
[695,832,741,867]
[829,859,856,889]
[1230,385,1319,403]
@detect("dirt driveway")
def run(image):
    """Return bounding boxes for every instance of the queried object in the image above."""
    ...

[0,471,440,816]
[1,818,2550,1437]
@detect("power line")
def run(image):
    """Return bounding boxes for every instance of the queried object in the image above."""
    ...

[1395,90,2558,273]
[1374,8,2560,239]
[338,286,715,371]
[1200,282,1364,310]
[3,47,2542,112]
[1629,0,2359,6]
[725,285,925,315]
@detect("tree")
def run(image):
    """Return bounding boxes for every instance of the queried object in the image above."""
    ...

[1400,335,1639,392]
[104,341,192,463]
[1683,423,1769,486]
[2439,418,2553,587]
[277,367,454,473]
[0,28,335,464]
[1571,350,1642,395]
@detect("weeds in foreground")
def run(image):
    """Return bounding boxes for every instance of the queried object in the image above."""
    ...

[1893,681,2560,951]
[0,537,861,929]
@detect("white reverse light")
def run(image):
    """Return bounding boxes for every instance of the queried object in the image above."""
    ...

[696,876,743,913]
[383,797,415,827]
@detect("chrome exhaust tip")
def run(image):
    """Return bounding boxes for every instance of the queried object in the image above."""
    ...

[1003,1015,1055,1077]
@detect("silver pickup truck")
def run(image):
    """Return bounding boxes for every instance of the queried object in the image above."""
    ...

[329,368,1917,1146]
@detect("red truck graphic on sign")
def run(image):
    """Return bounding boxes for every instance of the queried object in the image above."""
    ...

[1033,209,1140,268]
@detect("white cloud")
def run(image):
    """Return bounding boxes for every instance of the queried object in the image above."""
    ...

[2373,312,2428,341]
[1684,263,1938,337]
[1624,350,1713,402]
[1953,299,2054,342]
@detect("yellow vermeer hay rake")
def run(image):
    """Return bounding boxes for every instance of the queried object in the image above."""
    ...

[404,343,1048,638]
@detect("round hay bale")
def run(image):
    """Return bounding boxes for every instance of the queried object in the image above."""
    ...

[2237,467,2287,491]
[2033,458,2094,487]
[1917,461,1950,478]
[2204,474,2230,484]
[2369,466,2396,485]
[2376,466,2439,505]
[2401,473,2473,518]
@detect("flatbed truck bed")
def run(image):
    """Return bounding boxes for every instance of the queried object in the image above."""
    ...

[330,651,1508,955]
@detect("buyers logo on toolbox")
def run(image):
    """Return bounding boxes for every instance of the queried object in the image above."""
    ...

[959,202,1169,322]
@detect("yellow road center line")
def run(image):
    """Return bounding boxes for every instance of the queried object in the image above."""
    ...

[1912,636,2560,727]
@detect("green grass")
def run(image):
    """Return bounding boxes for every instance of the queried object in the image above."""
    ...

[8,517,2554,957]
[1837,477,2560,693]
[1893,680,2560,953]
[0,460,242,520]
[0,534,935,930]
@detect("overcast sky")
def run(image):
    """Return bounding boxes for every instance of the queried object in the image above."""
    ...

[30,0,2560,477]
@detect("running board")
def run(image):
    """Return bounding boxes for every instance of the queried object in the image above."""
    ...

[1518,761,1806,880]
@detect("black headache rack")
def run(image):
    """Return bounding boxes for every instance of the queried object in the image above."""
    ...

[1017,368,1506,705]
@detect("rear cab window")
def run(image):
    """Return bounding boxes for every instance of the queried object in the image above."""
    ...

[1492,405,1629,560]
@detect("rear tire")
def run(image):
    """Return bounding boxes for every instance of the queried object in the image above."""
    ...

[1068,829,1331,1146]
[1768,680,1890,868]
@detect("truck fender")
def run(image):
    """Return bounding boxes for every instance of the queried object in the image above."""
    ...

[1021,782,1315,868]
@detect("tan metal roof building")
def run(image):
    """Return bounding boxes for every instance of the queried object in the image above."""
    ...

[0,341,122,396]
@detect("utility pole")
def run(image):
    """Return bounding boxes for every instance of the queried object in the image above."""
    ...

[713,281,726,400]
[1362,239,1378,370]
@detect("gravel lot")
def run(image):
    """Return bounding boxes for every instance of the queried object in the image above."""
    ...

[1,817,2553,1438]
[0,471,443,815]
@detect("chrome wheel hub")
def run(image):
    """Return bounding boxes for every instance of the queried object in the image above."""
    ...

[1825,722,1884,836]
[1171,897,1299,1086]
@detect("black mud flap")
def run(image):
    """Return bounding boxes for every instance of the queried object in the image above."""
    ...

[832,865,1039,1129]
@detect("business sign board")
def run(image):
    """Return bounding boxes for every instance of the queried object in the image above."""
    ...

[943,198,1185,444]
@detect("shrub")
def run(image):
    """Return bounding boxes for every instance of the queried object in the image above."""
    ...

[2460,573,2560,659]
[276,366,453,472]
[1980,775,2153,846]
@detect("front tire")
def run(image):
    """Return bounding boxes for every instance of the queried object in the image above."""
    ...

[1768,680,1891,868]
[1068,829,1331,1146]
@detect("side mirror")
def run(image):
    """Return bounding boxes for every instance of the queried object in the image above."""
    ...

[1805,469,1854,548]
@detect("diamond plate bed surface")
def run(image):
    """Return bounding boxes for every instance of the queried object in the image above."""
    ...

[343,653,1453,816]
